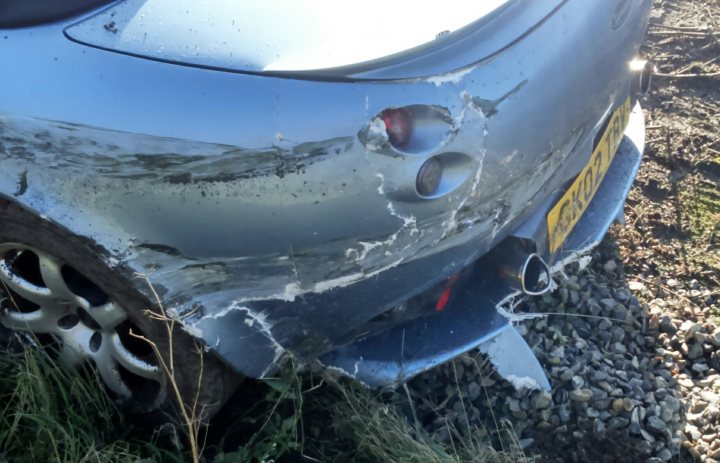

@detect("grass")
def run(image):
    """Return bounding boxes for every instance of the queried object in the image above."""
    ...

[0,338,181,463]
[302,377,525,463]
[682,183,720,250]
[0,337,524,463]
[678,176,720,304]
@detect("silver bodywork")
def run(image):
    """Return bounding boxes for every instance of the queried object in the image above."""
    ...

[63,0,512,72]
[0,0,651,387]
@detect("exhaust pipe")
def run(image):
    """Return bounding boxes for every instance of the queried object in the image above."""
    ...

[494,238,552,296]
[630,58,656,95]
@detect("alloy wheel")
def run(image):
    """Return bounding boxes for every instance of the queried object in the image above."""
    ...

[0,243,165,407]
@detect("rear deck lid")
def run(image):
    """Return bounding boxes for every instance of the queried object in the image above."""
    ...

[64,0,512,74]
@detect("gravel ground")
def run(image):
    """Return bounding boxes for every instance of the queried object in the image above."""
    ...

[410,0,720,461]
[411,240,719,462]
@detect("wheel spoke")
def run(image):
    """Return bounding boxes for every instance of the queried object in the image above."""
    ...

[38,254,89,310]
[89,302,126,330]
[109,333,161,381]
[0,308,56,333]
[0,260,53,307]
[96,361,132,398]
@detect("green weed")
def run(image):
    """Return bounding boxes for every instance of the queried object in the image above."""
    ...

[0,338,525,463]
[0,336,181,463]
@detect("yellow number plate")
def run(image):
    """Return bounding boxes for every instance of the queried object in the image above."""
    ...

[547,97,631,253]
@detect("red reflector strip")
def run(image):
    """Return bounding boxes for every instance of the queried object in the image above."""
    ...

[436,287,452,312]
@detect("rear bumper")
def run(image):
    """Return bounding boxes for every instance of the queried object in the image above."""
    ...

[320,101,645,387]
[0,0,651,379]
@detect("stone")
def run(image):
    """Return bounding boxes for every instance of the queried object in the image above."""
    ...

[558,405,571,424]
[693,331,708,344]
[570,389,594,402]
[667,396,682,412]
[631,406,641,426]
[506,398,521,412]
[679,321,702,340]
[685,424,702,441]
[687,445,702,460]
[613,310,631,325]
[629,377,645,391]
[597,381,614,393]
[616,289,630,302]
[656,448,672,462]
[608,416,630,431]
[710,330,720,347]
[467,381,481,401]
[678,377,695,389]
[571,375,585,389]
[603,260,618,272]
[560,369,575,382]
[613,398,633,413]
[647,415,667,434]
[705,405,720,420]
[659,316,677,334]
[687,343,704,360]
[532,391,552,410]
[610,325,627,342]
[659,401,677,422]
[640,428,655,443]
[600,298,617,310]
[593,399,611,410]
[598,318,613,331]
[570,290,580,305]
[590,369,609,383]
[593,418,606,435]
[592,388,609,400]
[628,281,646,291]
[691,362,709,374]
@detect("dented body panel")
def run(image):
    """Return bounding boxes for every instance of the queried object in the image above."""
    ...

[0,0,651,385]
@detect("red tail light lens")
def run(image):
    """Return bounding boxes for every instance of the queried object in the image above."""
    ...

[382,108,413,148]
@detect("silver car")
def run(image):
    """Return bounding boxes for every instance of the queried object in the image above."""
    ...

[0,0,653,413]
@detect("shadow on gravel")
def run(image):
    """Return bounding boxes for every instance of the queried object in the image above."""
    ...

[407,236,720,462]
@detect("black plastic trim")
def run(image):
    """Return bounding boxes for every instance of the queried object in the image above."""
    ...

[0,0,115,28]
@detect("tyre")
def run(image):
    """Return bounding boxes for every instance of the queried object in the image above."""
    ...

[0,197,239,417]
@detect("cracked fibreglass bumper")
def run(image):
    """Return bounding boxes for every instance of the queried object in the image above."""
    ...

[321,101,646,388]
[0,0,651,385]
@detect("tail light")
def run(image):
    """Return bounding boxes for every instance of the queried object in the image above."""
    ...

[381,108,413,148]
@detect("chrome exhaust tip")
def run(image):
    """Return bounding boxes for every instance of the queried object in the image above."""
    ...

[495,239,552,296]
[517,253,552,296]
[631,58,656,95]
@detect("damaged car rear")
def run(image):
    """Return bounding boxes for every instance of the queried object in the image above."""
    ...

[0,0,653,413]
